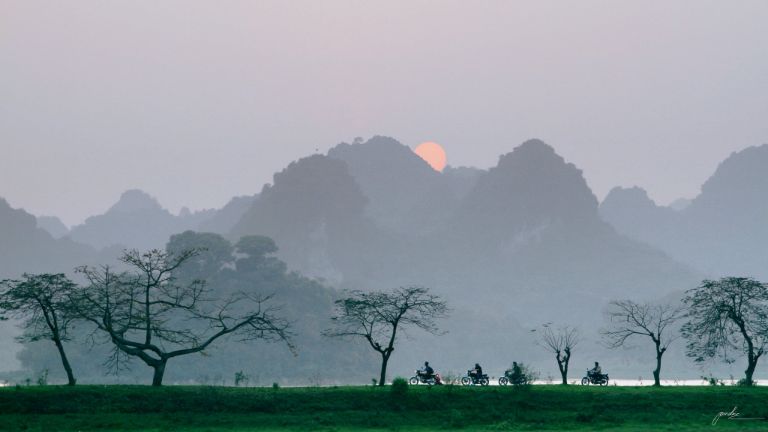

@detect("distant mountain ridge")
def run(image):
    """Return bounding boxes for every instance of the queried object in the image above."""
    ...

[231,138,699,324]
[68,189,223,250]
[600,144,768,279]
[8,136,764,381]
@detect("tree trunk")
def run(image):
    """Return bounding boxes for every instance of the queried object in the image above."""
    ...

[379,353,390,386]
[53,338,76,386]
[152,359,167,386]
[556,353,568,385]
[652,343,662,387]
[561,360,569,385]
[745,357,757,386]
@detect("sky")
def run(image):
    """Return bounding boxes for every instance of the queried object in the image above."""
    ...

[1,1,767,226]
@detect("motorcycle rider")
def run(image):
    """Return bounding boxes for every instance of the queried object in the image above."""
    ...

[418,361,443,385]
[510,361,523,383]
[420,361,435,379]
[470,363,483,382]
[589,361,602,378]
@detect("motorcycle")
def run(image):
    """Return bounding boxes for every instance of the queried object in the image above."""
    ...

[460,370,489,386]
[581,370,609,386]
[498,369,529,386]
[409,370,442,385]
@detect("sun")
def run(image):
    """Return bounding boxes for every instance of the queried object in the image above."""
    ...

[413,142,447,172]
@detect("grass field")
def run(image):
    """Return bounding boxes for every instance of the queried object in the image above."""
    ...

[1,384,767,431]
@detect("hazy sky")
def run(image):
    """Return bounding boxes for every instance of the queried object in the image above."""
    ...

[2,1,767,226]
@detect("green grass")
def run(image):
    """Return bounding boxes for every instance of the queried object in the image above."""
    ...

[1,384,767,431]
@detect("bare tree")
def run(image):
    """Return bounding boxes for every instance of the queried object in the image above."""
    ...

[324,286,448,386]
[538,324,580,385]
[682,277,768,386]
[601,300,684,386]
[0,274,79,385]
[73,249,293,386]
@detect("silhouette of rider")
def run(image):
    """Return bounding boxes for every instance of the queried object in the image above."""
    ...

[589,361,602,377]
[421,361,434,379]
[470,363,483,381]
[510,361,523,382]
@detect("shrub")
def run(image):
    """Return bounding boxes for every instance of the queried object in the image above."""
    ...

[515,363,540,385]
[234,371,249,387]
[272,382,280,390]
[701,374,724,386]
[391,377,408,397]
[36,369,49,387]
[441,371,461,386]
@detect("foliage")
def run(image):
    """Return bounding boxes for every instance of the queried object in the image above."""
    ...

[35,369,48,386]
[517,363,540,384]
[324,286,449,386]
[17,232,372,385]
[0,273,79,385]
[682,277,768,386]
[390,377,408,396]
[72,248,293,385]
[700,374,724,386]
[234,371,249,387]
[538,323,580,385]
[601,300,684,386]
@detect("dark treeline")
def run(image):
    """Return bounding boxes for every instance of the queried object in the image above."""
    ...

[2,232,375,386]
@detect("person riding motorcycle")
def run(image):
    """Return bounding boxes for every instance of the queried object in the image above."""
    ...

[510,361,523,383]
[470,363,483,381]
[416,361,443,385]
[419,361,435,379]
[588,361,602,378]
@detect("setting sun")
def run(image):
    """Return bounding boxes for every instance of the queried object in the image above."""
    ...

[414,142,447,172]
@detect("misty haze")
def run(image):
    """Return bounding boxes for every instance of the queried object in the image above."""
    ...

[2,1,768,431]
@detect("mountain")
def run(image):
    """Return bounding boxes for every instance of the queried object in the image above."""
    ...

[68,189,214,250]
[600,144,768,279]
[197,194,258,234]
[599,186,678,248]
[425,140,699,319]
[328,136,480,235]
[1,137,715,381]
[0,199,96,278]
[0,198,99,371]
[328,136,440,233]
[231,154,377,284]
[36,215,69,238]
[229,138,700,376]
[668,198,692,211]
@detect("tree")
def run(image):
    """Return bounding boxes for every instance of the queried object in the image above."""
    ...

[601,300,684,386]
[324,286,448,386]
[538,324,580,385]
[166,231,234,281]
[0,274,79,385]
[682,277,768,386]
[73,248,293,386]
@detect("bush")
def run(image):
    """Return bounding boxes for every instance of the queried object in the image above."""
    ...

[234,371,249,387]
[701,374,724,386]
[441,371,461,386]
[508,363,540,385]
[391,377,408,397]
[36,369,48,387]
[272,382,280,390]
